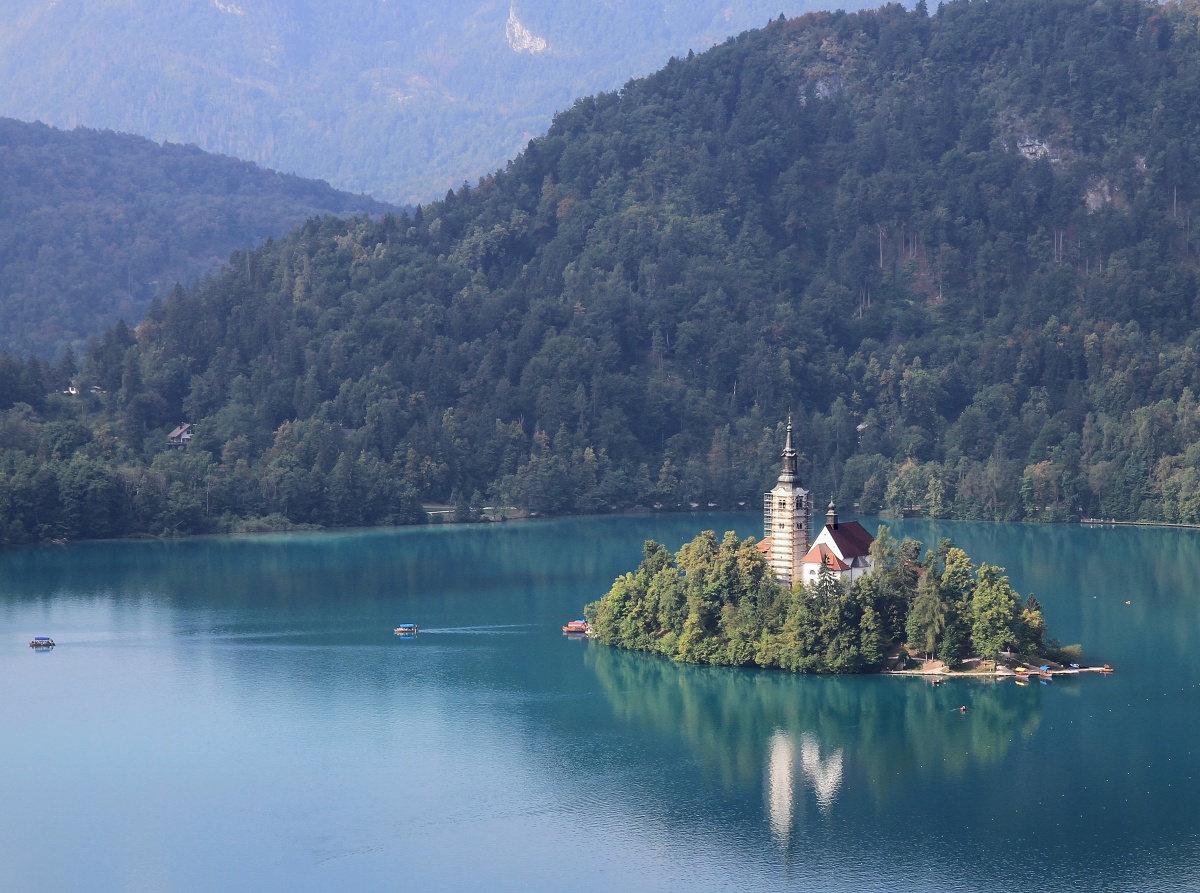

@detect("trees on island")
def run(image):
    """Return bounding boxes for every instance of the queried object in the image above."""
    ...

[585,526,1071,674]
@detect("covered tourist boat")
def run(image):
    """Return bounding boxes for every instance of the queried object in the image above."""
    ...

[29,636,55,649]
[394,624,418,637]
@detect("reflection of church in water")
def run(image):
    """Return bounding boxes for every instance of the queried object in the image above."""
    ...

[755,421,868,841]
[757,418,875,588]
[766,730,845,843]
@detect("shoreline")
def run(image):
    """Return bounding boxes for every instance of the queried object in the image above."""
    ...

[13,507,1200,550]
[882,661,1113,680]
[1081,518,1200,530]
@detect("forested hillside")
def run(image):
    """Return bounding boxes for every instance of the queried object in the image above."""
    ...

[0,0,876,204]
[5,0,1200,543]
[0,119,393,357]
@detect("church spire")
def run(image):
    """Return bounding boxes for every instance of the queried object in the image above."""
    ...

[779,416,798,483]
[764,416,810,588]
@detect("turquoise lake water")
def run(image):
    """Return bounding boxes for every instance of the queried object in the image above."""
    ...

[1,513,1198,892]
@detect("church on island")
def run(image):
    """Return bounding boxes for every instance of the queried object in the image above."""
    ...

[756,419,875,588]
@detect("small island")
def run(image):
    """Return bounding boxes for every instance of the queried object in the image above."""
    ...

[586,422,1087,676]
[584,525,1083,676]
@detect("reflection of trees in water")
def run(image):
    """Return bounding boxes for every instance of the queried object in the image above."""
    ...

[0,516,712,620]
[587,644,1044,814]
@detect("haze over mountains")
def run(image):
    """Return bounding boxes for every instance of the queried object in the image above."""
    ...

[0,0,877,204]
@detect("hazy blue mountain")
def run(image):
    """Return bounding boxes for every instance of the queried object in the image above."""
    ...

[0,118,393,357]
[0,0,879,204]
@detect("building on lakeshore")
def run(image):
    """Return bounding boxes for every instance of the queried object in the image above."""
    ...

[757,420,875,588]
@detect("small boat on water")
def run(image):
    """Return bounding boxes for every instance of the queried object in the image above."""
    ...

[29,637,54,649]
[562,619,589,635]
[394,624,418,636]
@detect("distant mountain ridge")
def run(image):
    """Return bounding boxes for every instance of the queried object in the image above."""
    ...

[0,0,879,204]
[0,118,394,357]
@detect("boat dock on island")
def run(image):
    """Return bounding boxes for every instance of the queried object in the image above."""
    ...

[562,619,589,636]
[885,660,1115,680]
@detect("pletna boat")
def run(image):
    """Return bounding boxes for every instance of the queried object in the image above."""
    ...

[394,624,418,636]
[29,637,54,649]
[562,619,589,635]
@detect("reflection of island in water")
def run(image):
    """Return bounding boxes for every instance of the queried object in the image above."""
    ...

[587,645,1046,835]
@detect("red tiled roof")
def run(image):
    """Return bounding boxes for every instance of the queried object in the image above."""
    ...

[756,537,773,554]
[801,542,850,571]
[825,521,874,558]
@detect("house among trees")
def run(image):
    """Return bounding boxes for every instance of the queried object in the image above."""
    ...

[799,500,874,586]
[757,421,874,588]
[166,423,194,449]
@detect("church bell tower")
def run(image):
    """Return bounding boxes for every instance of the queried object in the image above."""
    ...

[763,418,811,587]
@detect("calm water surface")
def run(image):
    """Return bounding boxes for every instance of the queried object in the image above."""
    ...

[1,514,1198,892]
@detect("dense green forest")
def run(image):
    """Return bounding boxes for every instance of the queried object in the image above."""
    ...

[7,0,1200,542]
[0,119,393,358]
[584,529,1064,673]
[0,0,875,203]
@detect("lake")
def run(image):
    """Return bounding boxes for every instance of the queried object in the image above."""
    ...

[1,513,1198,892]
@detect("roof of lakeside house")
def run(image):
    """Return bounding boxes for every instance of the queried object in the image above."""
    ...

[167,423,193,439]
[801,542,850,571]
[756,537,773,554]
[821,520,874,558]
